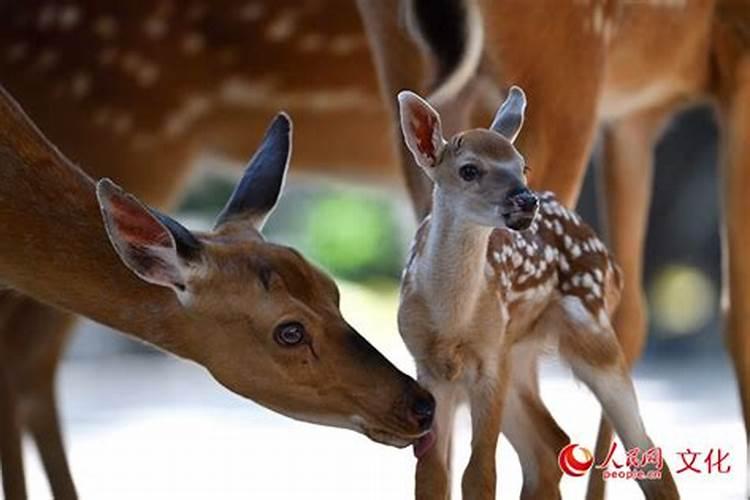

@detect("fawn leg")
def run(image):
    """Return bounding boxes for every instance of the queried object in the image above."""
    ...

[549,297,679,500]
[503,341,568,500]
[589,101,679,500]
[415,380,459,500]
[461,359,510,500]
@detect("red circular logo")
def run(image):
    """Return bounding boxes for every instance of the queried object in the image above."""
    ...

[558,443,594,477]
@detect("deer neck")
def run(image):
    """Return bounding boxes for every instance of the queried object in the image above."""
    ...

[417,190,494,330]
[0,95,198,361]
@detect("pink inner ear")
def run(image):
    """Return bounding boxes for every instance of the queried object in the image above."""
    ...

[107,193,171,249]
[412,106,437,161]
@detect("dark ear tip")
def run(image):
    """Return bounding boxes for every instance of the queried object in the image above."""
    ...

[270,112,292,137]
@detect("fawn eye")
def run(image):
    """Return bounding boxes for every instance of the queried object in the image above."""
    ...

[459,164,480,182]
[274,322,306,346]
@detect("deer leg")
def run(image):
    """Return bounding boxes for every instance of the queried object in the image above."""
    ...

[588,103,677,500]
[502,342,568,500]
[460,359,510,500]
[357,0,433,219]
[9,300,77,500]
[549,298,679,500]
[415,379,458,500]
[717,54,750,498]
[0,293,26,500]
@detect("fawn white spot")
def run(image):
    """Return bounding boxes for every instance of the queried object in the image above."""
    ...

[562,282,571,292]
[544,246,555,263]
[594,269,603,282]
[512,252,523,268]
[525,245,534,257]
[582,241,591,253]
[553,219,563,236]
[572,274,582,287]
[493,251,502,263]
[563,235,573,249]
[582,273,594,289]
[570,244,582,258]
[559,255,570,273]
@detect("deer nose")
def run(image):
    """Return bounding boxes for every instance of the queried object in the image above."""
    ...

[508,188,538,212]
[410,392,436,431]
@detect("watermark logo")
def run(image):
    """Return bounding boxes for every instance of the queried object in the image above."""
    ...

[558,443,594,477]
[558,441,732,481]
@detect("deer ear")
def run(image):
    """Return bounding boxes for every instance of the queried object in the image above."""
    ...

[214,113,291,231]
[490,86,526,143]
[398,91,446,169]
[96,179,202,300]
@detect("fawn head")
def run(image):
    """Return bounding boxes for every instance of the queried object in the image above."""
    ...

[398,87,538,230]
[95,114,434,447]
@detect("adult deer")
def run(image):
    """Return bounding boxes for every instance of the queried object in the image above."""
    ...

[0,85,435,499]
[358,0,747,497]
[0,1,397,497]
[397,88,677,500]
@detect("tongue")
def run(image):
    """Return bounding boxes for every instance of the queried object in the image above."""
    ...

[413,430,436,459]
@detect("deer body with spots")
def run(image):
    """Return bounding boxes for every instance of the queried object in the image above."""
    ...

[0,86,434,500]
[398,89,678,499]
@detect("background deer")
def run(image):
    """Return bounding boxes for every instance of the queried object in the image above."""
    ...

[357,0,748,497]
[0,85,435,499]
[398,88,677,499]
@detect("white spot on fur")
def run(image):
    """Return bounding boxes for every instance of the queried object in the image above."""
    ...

[58,5,81,30]
[71,72,91,98]
[183,32,206,54]
[570,244,582,258]
[266,10,297,42]
[239,2,265,22]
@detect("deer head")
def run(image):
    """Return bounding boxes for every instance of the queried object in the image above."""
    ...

[398,86,539,230]
[96,114,434,447]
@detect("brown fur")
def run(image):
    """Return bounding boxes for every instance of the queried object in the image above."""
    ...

[0,85,433,498]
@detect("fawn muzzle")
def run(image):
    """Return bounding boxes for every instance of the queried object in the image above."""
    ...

[503,188,539,230]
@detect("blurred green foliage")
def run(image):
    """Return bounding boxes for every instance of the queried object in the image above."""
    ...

[178,176,406,282]
[304,194,402,281]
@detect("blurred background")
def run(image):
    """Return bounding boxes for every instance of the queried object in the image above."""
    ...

[0,1,745,498]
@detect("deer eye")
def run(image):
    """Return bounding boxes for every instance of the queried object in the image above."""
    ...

[274,322,306,346]
[459,164,480,182]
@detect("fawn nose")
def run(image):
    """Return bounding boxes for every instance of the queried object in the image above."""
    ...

[410,392,436,431]
[508,188,539,213]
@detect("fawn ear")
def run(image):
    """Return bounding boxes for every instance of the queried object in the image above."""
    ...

[398,91,446,169]
[490,86,526,143]
[97,179,202,301]
[214,113,291,232]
